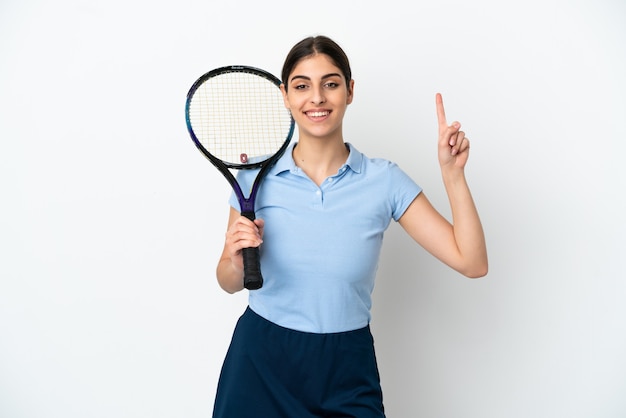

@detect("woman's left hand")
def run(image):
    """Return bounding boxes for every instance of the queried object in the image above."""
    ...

[436,93,470,170]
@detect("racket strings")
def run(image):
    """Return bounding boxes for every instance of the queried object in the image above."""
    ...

[188,71,292,165]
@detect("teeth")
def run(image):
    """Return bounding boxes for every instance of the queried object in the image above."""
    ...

[308,111,328,117]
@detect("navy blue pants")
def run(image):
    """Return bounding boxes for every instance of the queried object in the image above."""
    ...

[212,307,385,418]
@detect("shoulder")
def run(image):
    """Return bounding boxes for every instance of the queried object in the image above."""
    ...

[347,143,403,175]
[356,151,411,183]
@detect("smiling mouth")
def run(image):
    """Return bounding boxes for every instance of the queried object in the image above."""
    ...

[306,111,330,117]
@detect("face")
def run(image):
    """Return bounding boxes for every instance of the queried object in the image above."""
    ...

[280,54,354,141]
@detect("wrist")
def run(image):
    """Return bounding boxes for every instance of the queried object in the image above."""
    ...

[441,165,466,184]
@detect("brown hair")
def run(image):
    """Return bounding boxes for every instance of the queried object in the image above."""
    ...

[281,35,352,92]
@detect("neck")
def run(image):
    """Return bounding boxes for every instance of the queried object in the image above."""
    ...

[292,138,349,186]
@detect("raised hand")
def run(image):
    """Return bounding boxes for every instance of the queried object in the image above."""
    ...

[436,93,470,170]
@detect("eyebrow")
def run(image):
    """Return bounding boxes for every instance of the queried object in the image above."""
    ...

[289,73,343,83]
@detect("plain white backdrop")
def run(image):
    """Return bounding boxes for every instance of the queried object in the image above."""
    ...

[1,0,625,417]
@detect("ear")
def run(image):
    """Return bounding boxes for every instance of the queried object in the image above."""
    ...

[346,79,355,105]
[280,83,290,110]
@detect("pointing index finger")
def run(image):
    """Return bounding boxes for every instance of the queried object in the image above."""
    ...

[436,93,447,128]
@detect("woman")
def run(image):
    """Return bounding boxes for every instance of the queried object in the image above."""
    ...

[212,35,487,418]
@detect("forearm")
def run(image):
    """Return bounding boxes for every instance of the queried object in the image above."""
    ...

[442,168,488,277]
[216,257,245,294]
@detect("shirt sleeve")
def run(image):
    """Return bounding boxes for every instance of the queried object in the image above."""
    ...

[388,162,422,221]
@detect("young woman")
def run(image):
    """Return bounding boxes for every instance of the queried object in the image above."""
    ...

[212,35,488,418]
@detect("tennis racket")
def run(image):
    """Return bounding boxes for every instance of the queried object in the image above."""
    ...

[185,65,294,290]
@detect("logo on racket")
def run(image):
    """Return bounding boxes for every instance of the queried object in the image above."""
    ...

[240,153,248,164]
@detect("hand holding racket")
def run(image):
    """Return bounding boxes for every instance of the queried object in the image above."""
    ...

[185,66,294,290]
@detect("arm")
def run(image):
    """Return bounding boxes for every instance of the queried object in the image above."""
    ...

[399,94,487,278]
[216,206,265,293]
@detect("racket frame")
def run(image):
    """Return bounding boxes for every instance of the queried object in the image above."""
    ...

[185,65,294,289]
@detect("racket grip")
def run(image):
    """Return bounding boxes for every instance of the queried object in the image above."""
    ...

[240,211,263,290]
[242,247,263,290]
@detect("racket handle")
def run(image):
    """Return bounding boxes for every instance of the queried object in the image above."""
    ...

[241,211,263,290]
[242,247,263,290]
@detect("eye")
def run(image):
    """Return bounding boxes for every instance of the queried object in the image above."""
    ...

[324,82,339,89]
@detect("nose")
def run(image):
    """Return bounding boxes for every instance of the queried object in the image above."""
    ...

[311,86,326,105]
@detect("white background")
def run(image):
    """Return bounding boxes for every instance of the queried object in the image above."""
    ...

[1,0,625,417]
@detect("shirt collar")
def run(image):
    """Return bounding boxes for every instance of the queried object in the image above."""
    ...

[271,142,363,176]
[344,142,363,173]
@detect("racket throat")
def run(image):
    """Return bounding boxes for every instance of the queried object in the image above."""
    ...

[241,210,255,221]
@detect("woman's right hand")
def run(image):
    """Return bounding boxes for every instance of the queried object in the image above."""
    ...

[222,213,265,278]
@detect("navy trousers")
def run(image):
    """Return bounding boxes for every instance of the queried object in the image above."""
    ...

[212,307,385,418]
